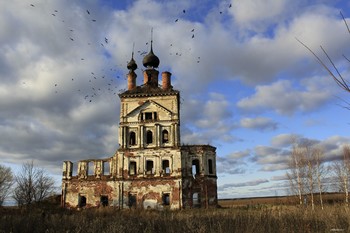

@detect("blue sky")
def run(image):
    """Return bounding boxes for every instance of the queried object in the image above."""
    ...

[1,0,350,199]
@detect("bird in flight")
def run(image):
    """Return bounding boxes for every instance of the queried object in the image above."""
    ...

[87,10,90,14]
[30,4,35,7]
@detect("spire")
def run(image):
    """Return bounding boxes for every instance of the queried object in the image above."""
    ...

[142,28,160,68]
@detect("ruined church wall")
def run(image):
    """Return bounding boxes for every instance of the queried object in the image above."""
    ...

[180,145,218,208]
[116,148,183,178]
[122,178,182,209]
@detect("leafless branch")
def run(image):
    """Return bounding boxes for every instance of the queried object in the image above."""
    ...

[320,46,350,91]
[340,11,350,34]
[334,95,350,110]
[296,38,343,85]
[296,11,350,93]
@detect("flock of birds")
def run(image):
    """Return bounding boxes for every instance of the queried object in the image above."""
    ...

[29,3,126,103]
[27,2,233,103]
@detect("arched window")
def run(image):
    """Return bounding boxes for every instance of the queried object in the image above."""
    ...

[146,130,153,144]
[192,192,201,207]
[129,132,136,146]
[162,160,170,174]
[163,193,170,206]
[129,161,137,175]
[208,159,213,174]
[162,130,169,143]
[88,162,94,176]
[146,160,154,175]
[103,161,110,176]
[79,195,87,208]
[192,159,200,176]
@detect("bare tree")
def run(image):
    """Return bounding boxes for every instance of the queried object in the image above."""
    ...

[287,142,328,210]
[286,144,306,206]
[314,147,327,210]
[13,162,55,206]
[303,146,327,210]
[304,146,316,210]
[0,164,13,206]
[332,145,350,206]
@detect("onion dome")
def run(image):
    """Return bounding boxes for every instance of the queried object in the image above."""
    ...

[127,51,137,71]
[142,41,160,68]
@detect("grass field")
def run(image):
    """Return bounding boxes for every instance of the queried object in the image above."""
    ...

[0,194,349,233]
[218,192,345,208]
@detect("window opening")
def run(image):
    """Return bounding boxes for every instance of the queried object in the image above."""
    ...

[162,160,170,174]
[163,193,170,206]
[129,161,137,175]
[146,160,154,175]
[79,195,87,208]
[145,112,153,120]
[72,163,77,176]
[128,193,137,208]
[192,193,201,208]
[192,159,200,176]
[129,132,136,146]
[162,130,169,143]
[88,162,94,176]
[146,130,153,144]
[208,159,213,174]
[100,196,108,207]
[142,112,157,121]
[103,161,110,175]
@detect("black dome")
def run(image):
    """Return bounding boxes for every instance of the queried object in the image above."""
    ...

[127,56,137,71]
[142,44,160,68]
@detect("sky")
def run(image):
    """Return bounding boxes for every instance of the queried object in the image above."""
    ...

[1,0,350,200]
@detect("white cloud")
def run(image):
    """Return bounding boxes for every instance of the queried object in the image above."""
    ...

[228,149,250,159]
[237,79,333,115]
[181,92,236,144]
[240,117,278,131]
[216,156,247,175]
[220,179,269,190]
[271,133,300,147]
[231,0,287,32]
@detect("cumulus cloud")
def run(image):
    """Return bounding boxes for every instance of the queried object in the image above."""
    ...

[219,179,269,190]
[240,117,278,131]
[0,0,122,169]
[237,79,333,115]
[216,156,247,175]
[227,150,251,159]
[249,135,350,172]
[181,92,237,144]
[271,134,300,147]
[231,0,287,33]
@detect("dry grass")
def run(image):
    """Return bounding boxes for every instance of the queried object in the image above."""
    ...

[1,204,350,233]
[218,193,345,208]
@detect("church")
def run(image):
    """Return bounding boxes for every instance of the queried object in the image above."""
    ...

[61,41,218,209]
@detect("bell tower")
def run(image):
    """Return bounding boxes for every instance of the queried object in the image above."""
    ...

[118,41,180,150]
